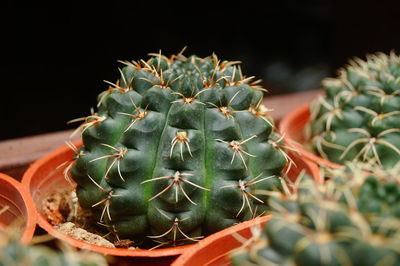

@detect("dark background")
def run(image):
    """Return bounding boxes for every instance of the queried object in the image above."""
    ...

[1,1,399,140]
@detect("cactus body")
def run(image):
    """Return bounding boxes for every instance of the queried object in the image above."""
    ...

[231,164,400,266]
[69,52,288,247]
[308,52,400,168]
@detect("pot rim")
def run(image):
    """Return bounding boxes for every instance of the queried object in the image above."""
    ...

[0,172,36,244]
[295,152,323,184]
[171,215,271,266]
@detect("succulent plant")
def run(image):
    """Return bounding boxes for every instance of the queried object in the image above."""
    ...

[0,231,107,266]
[66,50,291,248]
[308,51,400,168]
[231,164,400,266]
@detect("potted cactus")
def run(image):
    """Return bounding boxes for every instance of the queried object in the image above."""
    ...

[22,50,318,258]
[173,163,400,266]
[280,51,400,168]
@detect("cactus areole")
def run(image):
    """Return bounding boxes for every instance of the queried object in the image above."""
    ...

[68,50,288,248]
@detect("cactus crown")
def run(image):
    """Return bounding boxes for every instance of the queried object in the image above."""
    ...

[231,163,400,266]
[67,50,290,248]
[308,51,400,168]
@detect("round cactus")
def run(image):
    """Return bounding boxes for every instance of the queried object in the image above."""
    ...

[67,50,290,248]
[308,51,400,168]
[231,164,400,266]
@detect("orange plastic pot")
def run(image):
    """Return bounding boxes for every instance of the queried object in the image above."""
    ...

[21,141,193,260]
[0,173,36,244]
[279,104,342,169]
[285,149,322,184]
[172,215,271,266]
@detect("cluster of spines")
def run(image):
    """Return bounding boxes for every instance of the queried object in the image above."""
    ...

[308,51,400,168]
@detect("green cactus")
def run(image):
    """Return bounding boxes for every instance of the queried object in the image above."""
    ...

[308,51,400,168]
[231,164,400,266]
[0,232,107,266]
[67,50,290,248]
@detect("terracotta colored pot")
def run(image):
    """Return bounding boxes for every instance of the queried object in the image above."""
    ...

[0,173,36,244]
[172,215,271,266]
[21,140,320,260]
[279,104,342,169]
[285,150,322,184]
[21,141,193,259]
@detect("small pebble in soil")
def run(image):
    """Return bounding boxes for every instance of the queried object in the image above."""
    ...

[114,239,136,249]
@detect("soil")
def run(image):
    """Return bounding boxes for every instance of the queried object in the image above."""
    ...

[56,222,115,248]
[42,189,137,249]
[42,191,64,225]
[114,239,136,249]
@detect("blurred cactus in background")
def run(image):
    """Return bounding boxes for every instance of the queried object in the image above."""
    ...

[231,163,400,265]
[309,52,400,168]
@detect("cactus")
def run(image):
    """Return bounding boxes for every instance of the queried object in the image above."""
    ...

[308,51,400,168]
[231,164,400,266]
[0,231,107,266]
[67,50,290,248]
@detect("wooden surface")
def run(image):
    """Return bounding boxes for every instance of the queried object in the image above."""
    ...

[0,89,321,179]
